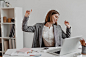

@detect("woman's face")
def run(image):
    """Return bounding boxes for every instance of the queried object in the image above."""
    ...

[51,14,59,24]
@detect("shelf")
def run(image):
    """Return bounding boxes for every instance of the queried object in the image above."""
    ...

[2,23,15,24]
[10,38,15,39]
[1,7,14,10]
[0,7,23,56]
[3,51,5,53]
[2,37,10,39]
[0,37,2,38]
[0,51,2,53]
[2,37,15,39]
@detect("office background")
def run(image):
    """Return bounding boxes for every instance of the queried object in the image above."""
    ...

[7,0,86,47]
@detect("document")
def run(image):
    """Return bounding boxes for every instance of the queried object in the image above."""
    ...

[5,49,18,55]
[5,48,41,56]
[16,48,32,53]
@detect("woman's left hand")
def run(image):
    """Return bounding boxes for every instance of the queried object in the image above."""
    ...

[64,20,71,28]
[80,39,85,46]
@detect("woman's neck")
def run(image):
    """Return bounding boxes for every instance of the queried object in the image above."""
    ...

[45,22,53,28]
[49,22,53,26]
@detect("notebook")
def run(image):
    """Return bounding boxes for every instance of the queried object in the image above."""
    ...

[16,48,32,53]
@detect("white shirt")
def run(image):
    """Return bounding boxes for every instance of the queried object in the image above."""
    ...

[42,25,55,47]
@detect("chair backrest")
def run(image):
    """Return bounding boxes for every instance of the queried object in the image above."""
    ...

[24,32,34,48]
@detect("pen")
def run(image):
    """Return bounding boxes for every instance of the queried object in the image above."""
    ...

[30,54,41,56]
[30,55,36,56]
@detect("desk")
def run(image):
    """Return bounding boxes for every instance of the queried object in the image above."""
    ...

[3,48,86,57]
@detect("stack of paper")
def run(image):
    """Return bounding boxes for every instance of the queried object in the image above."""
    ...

[16,48,32,53]
[5,49,18,55]
[5,48,41,56]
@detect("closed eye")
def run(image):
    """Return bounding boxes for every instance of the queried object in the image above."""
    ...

[55,16,59,18]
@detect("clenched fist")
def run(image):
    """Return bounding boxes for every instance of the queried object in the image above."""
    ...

[25,9,32,17]
[64,20,70,28]
[80,39,86,46]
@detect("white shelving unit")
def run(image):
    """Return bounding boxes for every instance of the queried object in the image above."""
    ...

[0,7,23,56]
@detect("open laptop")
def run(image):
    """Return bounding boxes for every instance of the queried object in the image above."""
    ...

[46,36,82,56]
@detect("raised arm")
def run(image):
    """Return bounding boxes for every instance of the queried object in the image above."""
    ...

[62,27,71,39]
[22,16,36,32]
[22,9,36,32]
[62,20,71,39]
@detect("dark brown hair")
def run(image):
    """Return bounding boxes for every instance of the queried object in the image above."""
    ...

[45,10,60,25]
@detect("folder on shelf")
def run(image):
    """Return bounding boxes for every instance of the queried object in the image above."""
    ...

[9,39,16,49]
[12,39,15,49]
[4,40,9,52]
[9,39,12,49]
[0,27,1,37]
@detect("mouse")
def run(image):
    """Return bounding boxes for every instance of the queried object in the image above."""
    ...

[43,47,49,50]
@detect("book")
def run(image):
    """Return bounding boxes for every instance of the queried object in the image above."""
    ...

[15,39,16,48]
[16,48,32,53]
[14,39,16,48]
[9,39,12,49]
[0,27,1,37]
[4,40,9,52]
[12,39,15,49]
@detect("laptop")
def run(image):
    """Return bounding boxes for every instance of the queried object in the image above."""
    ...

[46,36,82,56]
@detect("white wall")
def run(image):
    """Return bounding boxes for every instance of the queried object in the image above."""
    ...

[7,0,86,47]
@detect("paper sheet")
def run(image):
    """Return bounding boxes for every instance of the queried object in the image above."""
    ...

[5,49,17,55]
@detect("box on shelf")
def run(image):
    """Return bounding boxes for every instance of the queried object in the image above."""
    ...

[8,18,12,23]
[3,16,7,23]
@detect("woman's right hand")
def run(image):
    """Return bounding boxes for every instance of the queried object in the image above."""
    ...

[25,9,32,17]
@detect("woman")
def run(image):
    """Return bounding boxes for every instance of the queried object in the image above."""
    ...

[22,9,71,48]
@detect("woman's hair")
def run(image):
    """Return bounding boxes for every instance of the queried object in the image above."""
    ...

[45,10,60,25]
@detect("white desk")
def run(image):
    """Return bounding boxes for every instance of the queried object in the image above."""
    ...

[3,48,86,57]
